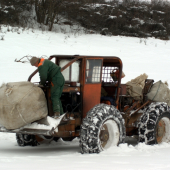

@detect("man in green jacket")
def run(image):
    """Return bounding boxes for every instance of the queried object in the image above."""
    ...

[30,57,65,118]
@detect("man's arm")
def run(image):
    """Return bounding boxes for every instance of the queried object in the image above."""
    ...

[38,66,48,86]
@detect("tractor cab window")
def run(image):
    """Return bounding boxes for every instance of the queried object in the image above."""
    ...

[59,59,80,82]
[86,59,102,83]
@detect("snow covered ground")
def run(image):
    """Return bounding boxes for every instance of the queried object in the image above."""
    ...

[0,25,170,170]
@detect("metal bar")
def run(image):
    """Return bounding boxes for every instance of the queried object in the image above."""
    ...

[125,101,140,115]
[28,56,81,82]
[69,64,72,82]
[0,127,54,136]
[125,100,151,128]
[115,59,123,105]
[28,69,38,82]
[61,57,81,72]
[129,100,152,116]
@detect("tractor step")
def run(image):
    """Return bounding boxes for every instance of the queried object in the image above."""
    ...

[0,114,66,136]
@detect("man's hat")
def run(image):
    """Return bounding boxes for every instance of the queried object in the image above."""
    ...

[30,57,39,66]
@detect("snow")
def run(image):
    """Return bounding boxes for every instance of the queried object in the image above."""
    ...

[1,24,170,169]
[1,134,170,170]
[23,115,66,132]
[132,18,145,25]
[59,60,80,82]
[108,15,117,19]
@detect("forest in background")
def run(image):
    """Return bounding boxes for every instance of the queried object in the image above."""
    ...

[0,0,170,40]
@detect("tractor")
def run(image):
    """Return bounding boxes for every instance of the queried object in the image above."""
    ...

[0,55,170,153]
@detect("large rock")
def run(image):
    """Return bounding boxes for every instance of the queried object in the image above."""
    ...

[0,81,47,130]
[147,80,170,106]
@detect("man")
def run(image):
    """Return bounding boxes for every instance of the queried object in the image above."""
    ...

[110,69,125,82]
[30,57,65,118]
[101,84,116,106]
[101,69,125,106]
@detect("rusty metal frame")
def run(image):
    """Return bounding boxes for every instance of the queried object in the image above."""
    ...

[124,100,152,135]
[0,55,157,139]
[6,55,123,138]
[28,55,81,82]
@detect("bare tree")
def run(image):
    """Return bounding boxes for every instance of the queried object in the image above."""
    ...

[34,0,64,31]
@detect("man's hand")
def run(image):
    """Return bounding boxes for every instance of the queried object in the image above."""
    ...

[38,84,44,88]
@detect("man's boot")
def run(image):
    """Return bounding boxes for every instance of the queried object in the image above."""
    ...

[53,112,60,119]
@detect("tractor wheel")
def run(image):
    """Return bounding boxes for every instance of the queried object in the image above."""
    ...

[80,104,126,154]
[139,102,170,144]
[16,134,39,146]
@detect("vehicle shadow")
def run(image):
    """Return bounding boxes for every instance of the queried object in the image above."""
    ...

[125,136,139,146]
[0,136,139,156]
[0,139,81,156]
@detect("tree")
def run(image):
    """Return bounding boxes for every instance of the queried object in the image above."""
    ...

[0,0,32,25]
[34,0,64,31]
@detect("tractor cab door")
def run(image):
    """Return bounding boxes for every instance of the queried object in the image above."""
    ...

[82,58,103,118]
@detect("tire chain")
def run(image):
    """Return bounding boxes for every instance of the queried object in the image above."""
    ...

[138,102,169,144]
[80,104,125,153]
[16,134,39,146]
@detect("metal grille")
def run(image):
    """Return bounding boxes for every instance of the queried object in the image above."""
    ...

[102,67,118,82]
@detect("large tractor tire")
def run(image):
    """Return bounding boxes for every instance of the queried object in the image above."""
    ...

[80,104,126,154]
[139,102,170,144]
[16,134,39,146]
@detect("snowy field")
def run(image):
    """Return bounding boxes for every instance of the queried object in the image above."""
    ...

[0,25,170,170]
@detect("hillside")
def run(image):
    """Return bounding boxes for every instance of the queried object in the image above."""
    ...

[1,0,170,40]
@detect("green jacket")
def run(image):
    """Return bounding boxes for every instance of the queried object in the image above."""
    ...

[38,59,61,85]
